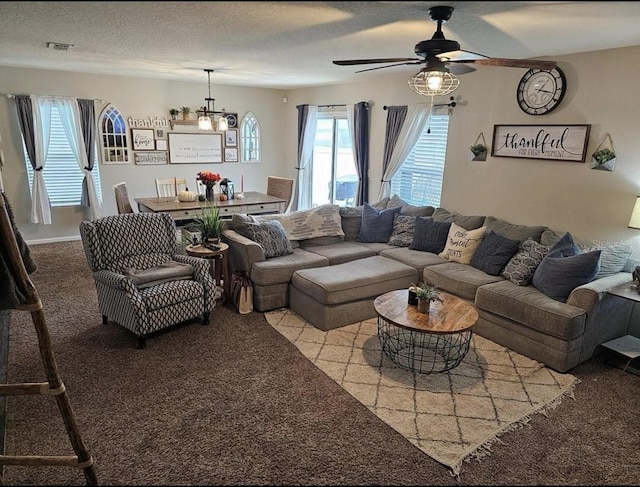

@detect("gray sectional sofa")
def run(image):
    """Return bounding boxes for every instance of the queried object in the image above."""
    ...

[221,196,634,372]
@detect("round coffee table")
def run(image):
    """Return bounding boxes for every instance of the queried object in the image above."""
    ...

[185,242,230,304]
[373,289,478,374]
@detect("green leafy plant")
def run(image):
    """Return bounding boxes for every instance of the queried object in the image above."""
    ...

[592,148,616,165]
[191,205,222,243]
[169,108,179,117]
[411,282,443,303]
[180,106,191,115]
[470,144,487,157]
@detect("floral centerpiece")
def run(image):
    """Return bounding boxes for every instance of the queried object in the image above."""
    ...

[197,171,222,200]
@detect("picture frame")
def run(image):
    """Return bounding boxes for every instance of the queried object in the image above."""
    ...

[168,132,222,163]
[224,147,238,162]
[491,124,591,162]
[225,129,237,147]
[156,139,167,151]
[155,128,165,139]
[134,151,168,165]
[131,128,155,151]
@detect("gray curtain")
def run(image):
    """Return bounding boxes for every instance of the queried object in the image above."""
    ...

[352,101,369,205]
[77,99,96,207]
[290,104,317,211]
[14,96,37,171]
[380,106,407,192]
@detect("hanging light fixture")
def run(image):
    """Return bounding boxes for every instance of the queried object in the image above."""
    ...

[407,58,459,97]
[196,68,229,131]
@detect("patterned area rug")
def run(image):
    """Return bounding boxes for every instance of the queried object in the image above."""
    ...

[265,308,580,476]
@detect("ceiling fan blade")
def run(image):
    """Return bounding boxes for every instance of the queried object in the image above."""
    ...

[454,58,558,70]
[333,57,419,66]
[448,63,476,75]
[356,61,422,73]
[438,49,490,62]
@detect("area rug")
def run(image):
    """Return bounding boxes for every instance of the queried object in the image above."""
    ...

[265,308,580,477]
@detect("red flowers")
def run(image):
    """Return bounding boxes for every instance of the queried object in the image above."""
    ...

[197,171,222,186]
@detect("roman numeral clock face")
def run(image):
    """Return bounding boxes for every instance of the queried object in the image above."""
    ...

[516,68,566,115]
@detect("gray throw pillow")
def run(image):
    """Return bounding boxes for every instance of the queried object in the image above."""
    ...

[339,206,362,241]
[237,220,293,258]
[470,230,521,276]
[409,217,451,253]
[579,243,632,279]
[387,214,417,247]
[432,207,486,230]
[400,204,436,217]
[356,203,402,243]
[484,216,547,243]
[502,238,551,286]
[532,233,601,302]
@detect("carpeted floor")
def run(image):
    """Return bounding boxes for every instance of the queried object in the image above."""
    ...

[1,240,639,485]
[265,308,579,476]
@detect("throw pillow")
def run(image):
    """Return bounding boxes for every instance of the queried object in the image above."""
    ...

[484,216,548,243]
[339,206,362,241]
[356,203,402,243]
[532,232,601,302]
[432,207,486,230]
[238,220,293,258]
[470,230,521,276]
[502,238,551,286]
[387,214,417,247]
[438,223,487,264]
[409,217,451,253]
[400,204,436,217]
[579,243,632,280]
[254,204,344,241]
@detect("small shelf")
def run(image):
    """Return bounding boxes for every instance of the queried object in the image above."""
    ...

[170,120,198,130]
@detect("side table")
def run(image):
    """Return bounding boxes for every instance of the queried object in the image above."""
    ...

[185,243,230,304]
[603,282,640,372]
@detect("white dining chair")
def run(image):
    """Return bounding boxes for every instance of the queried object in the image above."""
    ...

[155,178,187,197]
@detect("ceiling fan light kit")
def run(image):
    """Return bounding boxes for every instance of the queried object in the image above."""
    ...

[332,5,557,97]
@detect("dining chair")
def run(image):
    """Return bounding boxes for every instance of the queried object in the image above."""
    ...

[266,176,295,213]
[155,178,187,197]
[113,181,134,214]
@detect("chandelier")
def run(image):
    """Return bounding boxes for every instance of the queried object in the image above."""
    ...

[196,69,228,131]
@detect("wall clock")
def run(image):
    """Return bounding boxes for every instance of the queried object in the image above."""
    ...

[224,113,238,128]
[516,67,566,115]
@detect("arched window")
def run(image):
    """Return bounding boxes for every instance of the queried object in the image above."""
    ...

[99,104,129,164]
[240,111,260,163]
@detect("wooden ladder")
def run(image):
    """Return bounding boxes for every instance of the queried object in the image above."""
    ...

[0,193,97,485]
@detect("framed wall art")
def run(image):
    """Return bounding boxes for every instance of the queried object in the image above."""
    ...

[168,132,222,163]
[131,128,155,151]
[225,129,237,147]
[134,151,168,165]
[224,147,238,162]
[156,139,167,151]
[491,124,591,162]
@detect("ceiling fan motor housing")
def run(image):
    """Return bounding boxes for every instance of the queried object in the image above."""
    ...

[414,38,460,58]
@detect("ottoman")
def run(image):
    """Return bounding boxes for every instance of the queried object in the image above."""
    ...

[290,255,418,330]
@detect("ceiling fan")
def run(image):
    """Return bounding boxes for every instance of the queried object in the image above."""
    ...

[332,5,557,96]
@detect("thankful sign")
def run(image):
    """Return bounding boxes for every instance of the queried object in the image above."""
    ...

[492,124,591,162]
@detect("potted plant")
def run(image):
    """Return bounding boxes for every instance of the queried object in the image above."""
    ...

[591,148,616,171]
[470,143,488,161]
[411,282,443,313]
[169,108,179,120]
[180,106,191,120]
[191,205,223,244]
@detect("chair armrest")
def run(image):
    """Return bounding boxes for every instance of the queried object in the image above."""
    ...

[172,255,219,310]
[567,272,632,313]
[93,269,138,294]
[221,228,266,274]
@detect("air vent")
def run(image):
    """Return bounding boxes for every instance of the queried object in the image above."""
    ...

[47,42,75,51]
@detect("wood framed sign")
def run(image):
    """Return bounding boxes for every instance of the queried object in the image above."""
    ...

[168,133,222,163]
[491,124,591,162]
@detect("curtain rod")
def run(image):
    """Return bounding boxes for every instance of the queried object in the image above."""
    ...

[296,101,371,109]
[4,93,104,103]
[383,97,457,110]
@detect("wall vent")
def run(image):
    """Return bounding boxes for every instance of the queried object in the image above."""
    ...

[47,42,75,51]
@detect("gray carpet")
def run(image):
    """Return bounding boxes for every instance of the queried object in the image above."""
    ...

[2,240,639,485]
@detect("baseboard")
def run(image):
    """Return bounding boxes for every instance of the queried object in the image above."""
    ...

[25,235,82,245]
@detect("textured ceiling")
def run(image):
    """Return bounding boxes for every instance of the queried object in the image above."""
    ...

[0,1,639,89]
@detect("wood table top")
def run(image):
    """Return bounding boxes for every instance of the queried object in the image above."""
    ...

[135,191,285,212]
[185,242,229,257]
[374,289,478,334]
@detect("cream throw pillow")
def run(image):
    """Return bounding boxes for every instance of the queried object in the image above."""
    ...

[253,204,344,241]
[439,223,487,264]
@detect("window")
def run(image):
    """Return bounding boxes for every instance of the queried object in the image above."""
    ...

[240,111,260,163]
[308,113,357,208]
[389,113,449,207]
[23,104,102,207]
[99,104,129,164]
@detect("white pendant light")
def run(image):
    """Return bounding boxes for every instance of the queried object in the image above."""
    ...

[196,68,228,131]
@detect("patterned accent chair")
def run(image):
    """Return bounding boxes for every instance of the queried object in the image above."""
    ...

[79,213,218,348]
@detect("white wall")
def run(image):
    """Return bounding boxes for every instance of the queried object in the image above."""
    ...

[2,45,640,259]
[284,45,640,258]
[0,67,288,242]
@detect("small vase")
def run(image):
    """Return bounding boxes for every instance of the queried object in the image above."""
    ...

[417,299,431,314]
[205,185,215,201]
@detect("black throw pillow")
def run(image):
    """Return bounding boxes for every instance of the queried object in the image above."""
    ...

[470,230,521,276]
[409,217,452,253]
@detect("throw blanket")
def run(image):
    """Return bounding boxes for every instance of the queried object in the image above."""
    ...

[0,192,37,310]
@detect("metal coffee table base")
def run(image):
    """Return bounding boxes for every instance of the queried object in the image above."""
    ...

[378,318,472,374]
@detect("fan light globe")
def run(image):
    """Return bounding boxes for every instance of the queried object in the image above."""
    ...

[408,69,460,96]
